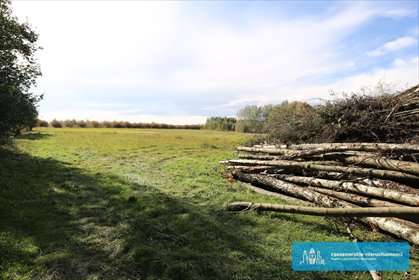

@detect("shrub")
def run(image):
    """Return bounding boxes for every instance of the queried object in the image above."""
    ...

[235,105,273,133]
[266,101,324,144]
[50,119,62,128]
[63,119,77,128]
[37,120,49,127]
[204,117,236,131]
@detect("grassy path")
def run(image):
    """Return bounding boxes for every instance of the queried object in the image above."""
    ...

[0,128,416,279]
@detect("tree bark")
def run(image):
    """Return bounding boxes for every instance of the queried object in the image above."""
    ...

[226,165,279,172]
[276,174,419,206]
[280,143,419,152]
[237,146,347,159]
[232,171,419,245]
[226,159,419,185]
[360,178,419,196]
[308,187,405,207]
[238,153,341,165]
[319,154,419,176]
[244,184,315,206]
[226,202,419,218]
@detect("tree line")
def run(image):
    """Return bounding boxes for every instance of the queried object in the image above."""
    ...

[204,82,418,144]
[39,120,201,130]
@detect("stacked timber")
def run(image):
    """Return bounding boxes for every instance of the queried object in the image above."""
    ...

[221,143,419,245]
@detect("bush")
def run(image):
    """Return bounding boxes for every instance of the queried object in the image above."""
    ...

[77,121,87,128]
[37,120,49,127]
[63,119,77,128]
[235,105,273,133]
[266,101,324,144]
[204,117,236,131]
[50,119,62,128]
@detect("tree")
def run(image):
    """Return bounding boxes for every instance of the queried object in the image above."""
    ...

[235,104,273,133]
[267,101,323,143]
[204,117,236,131]
[0,0,42,141]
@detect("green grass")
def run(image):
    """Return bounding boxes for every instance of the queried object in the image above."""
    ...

[0,128,417,279]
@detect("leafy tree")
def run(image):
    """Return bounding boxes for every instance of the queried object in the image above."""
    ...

[204,117,236,131]
[235,104,273,133]
[0,0,42,141]
[267,101,323,143]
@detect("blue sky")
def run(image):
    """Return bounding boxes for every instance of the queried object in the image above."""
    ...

[13,1,419,124]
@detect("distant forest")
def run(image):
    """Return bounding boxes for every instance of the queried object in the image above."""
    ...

[36,84,418,144]
[37,120,201,130]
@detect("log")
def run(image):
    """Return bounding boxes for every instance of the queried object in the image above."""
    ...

[237,153,281,160]
[360,178,419,196]
[237,146,300,155]
[280,143,419,152]
[237,146,351,159]
[308,187,405,207]
[310,187,418,223]
[226,202,419,218]
[233,171,344,206]
[276,174,419,206]
[319,154,419,176]
[232,171,419,245]
[244,184,314,206]
[239,144,419,159]
[226,165,279,172]
[226,159,419,185]
[238,153,341,165]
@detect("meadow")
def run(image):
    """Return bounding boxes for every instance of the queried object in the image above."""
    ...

[0,128,416,279]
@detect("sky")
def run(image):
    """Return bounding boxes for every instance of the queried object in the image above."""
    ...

[12,0,419,124]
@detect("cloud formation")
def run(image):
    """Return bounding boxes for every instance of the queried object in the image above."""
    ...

[12,1,419,124]
[367,36,416,57]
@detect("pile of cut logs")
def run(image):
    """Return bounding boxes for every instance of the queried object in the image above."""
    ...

[220,143,419,245]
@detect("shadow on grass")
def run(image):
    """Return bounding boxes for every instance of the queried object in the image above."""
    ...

[16,132,52,140]
[0,149,284,279]
[0,148,383,280]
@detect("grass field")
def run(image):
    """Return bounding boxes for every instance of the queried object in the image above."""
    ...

[0,128,417,279]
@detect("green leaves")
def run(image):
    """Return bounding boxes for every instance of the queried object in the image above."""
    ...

[0,0,42,140]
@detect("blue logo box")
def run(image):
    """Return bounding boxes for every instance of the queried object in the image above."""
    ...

[292,242,409,271]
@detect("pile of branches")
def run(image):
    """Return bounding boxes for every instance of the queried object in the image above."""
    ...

[385,84,419,142]
[221,143,419,245]
[263,84,419,145]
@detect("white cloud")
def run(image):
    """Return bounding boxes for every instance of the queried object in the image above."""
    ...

[382,8,417,18]
[214,56,419,108]
[367,36,416,57]
[293,56,419,101]
[11,1,419,122]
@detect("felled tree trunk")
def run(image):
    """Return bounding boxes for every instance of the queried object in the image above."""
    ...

[244,184,314,206]
[361,178,419,196]
[238,153,341,165]
[232,171,419,245]
[275,174,419,206]
[226,165,279,172]
[319,154,419,176]
[226,202,419,218]
[309,187,405,207]
[226,159,419,185]
[280,143,419,152]
[237,146,347,159]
